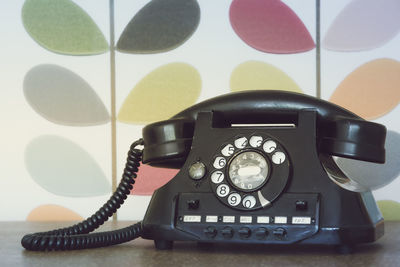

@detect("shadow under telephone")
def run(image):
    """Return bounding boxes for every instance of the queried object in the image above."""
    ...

[21,90,387,252]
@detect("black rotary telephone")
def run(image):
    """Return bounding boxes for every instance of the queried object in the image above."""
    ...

[22,90,386,252]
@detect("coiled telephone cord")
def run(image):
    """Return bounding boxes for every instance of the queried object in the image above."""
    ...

[21,139,144,251]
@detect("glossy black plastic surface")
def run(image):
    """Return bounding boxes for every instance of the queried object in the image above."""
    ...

[142,118,194,168]
[141,108,385,249]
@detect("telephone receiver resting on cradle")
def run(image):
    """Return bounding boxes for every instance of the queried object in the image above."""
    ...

[21,90,387,253]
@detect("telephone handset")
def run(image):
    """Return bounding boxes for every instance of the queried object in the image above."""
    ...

[22,90,386,252]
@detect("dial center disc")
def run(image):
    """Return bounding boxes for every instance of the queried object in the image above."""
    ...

[228,151,269,192]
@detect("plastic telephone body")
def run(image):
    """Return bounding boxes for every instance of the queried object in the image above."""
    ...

[140,91,386,248]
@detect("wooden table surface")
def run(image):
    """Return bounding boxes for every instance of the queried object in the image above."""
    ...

[1,221,399,267]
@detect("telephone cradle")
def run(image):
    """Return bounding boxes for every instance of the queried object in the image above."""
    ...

[21,90,386,253]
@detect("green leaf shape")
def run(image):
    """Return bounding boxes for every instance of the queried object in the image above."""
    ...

[117,0,200,54]
[118,62,201,124]
[25,135,110,197]
[230,61,302,93]
[22,0,108,55]
[377,200,400,221]
[24,64,110,126]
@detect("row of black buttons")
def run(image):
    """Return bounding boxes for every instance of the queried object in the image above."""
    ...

[204,226,287,240]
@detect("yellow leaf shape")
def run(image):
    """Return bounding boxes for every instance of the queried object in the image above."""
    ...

[230,61,302,93]
[27,204,83,221]
[118,63,201,124]
[377,200,400,221]
[330,58,400,119]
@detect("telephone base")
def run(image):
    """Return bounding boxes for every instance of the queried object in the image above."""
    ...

[154,240,173,250]
[334,244,355,254]
[141,96,387,253]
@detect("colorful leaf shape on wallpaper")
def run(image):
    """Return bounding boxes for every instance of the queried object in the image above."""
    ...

[27,204,84,221]
[230,61,302,93]
[23,64,110,126]
[377,200,400,221]
[117,0,200,54]
[25,135,110,197]
[118,62,201,124]
[323,0,400,51]
[329,59,400,119]
[130,165,179,195]
[22,0,108,55]
[229,0,315,54]
[335,130,400,191]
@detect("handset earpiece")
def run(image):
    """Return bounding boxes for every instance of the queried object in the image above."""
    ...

[318,116,386,163]
[142,118,195,168]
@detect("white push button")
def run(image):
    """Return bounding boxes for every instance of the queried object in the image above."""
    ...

[234,137,248,149]
[216,184,230,197]
[183,215,201,222]
[249,136,263,148]
[221,144,235,157]
[272,151,286,164]
[206,216,218,223]
[211,171,224,184]
[213,157,226,169]
[240,216,252,223]
[257,216,270,223]
[242,195,257,209]
[263,140,277,153]
[292,217,311,224]
[274,216,287,224]
[223,216,235,223]
[227,193,241,206]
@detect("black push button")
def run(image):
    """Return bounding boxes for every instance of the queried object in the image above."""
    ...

[295,200,308,211]
[187,199,200,210]
[273,227,286,238]
[255,227,268,240]
[221,227,234,239]
[238,227,251,239]
[204,226,217,238]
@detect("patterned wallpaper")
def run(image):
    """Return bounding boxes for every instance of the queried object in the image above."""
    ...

[0,0,399,221]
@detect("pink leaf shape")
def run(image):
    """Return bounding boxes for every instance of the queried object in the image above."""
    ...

[329,58,400,119]
[131,164,179,195]
[323,0,400,51]
[229,0,315,54]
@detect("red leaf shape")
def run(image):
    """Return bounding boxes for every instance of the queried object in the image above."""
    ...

[131,164,179,195]
[229,0,315,54]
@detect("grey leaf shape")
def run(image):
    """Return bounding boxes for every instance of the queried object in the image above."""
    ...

[25,135,110,197]
[23,64,110,126]
[117,0,200,54]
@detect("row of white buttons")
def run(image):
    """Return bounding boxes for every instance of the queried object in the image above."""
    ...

[183,215,311,224]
